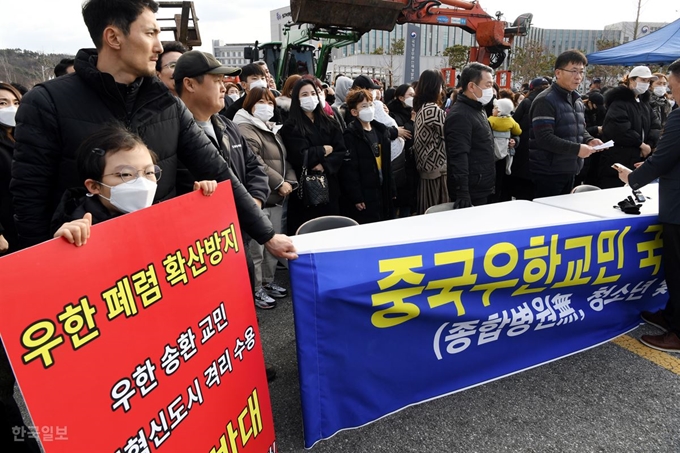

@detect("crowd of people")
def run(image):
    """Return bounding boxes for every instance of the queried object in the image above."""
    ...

[2,0,680,449]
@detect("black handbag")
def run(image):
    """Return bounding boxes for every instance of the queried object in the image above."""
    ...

[298,149,330,207]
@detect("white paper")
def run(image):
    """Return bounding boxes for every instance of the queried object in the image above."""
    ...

[593,140,614,150]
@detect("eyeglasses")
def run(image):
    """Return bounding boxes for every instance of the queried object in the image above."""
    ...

[162,61,177,70]
[102,165,163,184]
[559,68,585,77]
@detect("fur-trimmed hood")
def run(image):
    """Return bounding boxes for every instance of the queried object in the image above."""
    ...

[276,95,292,112]
[604,85,651,108]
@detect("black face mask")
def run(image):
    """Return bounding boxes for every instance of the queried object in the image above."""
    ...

[326,94,336,105]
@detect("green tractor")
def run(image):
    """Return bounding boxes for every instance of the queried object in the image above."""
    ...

[245,25,362,87]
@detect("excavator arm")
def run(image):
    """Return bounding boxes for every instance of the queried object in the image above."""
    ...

[290,0,532,69]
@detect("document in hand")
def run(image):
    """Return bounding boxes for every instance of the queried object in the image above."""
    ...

[593,140,614,150]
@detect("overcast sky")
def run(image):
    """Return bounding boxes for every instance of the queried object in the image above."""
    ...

[1,0,677,55]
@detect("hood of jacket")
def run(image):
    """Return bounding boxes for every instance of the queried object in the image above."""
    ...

[333,76,353,107]
[605,84,651,108]
[277,96,292,112]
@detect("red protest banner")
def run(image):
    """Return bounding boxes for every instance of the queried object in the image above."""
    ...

[0,181,276,453]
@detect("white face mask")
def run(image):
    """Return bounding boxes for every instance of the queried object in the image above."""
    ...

[671,100,676,108]
[633,81,650,95]
[653,86,667,97]
[475,85,494,106]
[358,106,375,123]
[253,104,274,122]
[300,96,319,112]
[98,177,157,214]
[0,106,18,127]
[404,97,414,108]
[318,93,327,108]
[228,93,240,102]
[249,79,268,91]
[372,90,380,101]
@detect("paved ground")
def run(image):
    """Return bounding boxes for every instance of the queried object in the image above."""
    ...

[15,268,680,452]
[258,269,680,453]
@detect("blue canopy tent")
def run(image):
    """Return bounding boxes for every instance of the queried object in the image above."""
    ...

[586,18,680,65]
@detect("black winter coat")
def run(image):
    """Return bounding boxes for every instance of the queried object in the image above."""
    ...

[629,109,680,225]
[211,114,270,205]
[598,86,661,188]
[279,114,346,235]
[340,120,395,223]
[512,89,541,180]
[10,49,273,247]
[529,83,593,176]
[0,132,16,252]
[50,188,120,236]
[445,94,496,200]
[388,99,417,210]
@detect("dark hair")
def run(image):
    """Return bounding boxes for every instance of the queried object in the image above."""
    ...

[287,78,335,135]
[175,74,204,98]
[0,82,22,141]
[459,63,493,93]
[10,83,28,96]
[76,123,156,182]
[243,87,277,114]
[669,58,680,79]
[82,0,159,50]
[394,83,411,100]
[54,58,75,77]
[0,82,22,103]
[554,49,587,70]
[413,69,444,112]
[345,88,372,111]
[383,87,396,104]
[156,41,187,72]
[240,63,267,82]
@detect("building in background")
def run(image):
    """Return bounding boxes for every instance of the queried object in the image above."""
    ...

[212,41,250,66]
[605,21,668,43]
[513,21,668,56]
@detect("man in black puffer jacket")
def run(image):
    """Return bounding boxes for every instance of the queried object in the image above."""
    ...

[529,50,603,198]
[445,63,496,208]
[10,0,296,259]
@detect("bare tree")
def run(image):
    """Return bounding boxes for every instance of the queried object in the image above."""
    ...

[589,39,629,87]
[509,40,555,86]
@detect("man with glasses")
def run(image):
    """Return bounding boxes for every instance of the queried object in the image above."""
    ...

[11,0,296,260]
[529,50,603,198]
[155,41,187,96]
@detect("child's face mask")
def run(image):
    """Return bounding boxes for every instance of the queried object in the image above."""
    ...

[98,177,157,213]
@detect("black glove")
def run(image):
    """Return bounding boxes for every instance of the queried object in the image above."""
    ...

[453,197,472,209]
[617,196,641,215]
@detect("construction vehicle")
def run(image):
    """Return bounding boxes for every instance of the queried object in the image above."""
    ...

[157,1,201,49]
[248,0,531,86]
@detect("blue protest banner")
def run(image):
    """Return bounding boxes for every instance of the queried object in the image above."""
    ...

[290,214,665,448]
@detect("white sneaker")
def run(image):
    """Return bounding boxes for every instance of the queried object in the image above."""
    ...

[254,287,276,309]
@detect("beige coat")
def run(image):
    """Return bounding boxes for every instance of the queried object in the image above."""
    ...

[233,109,297,207]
